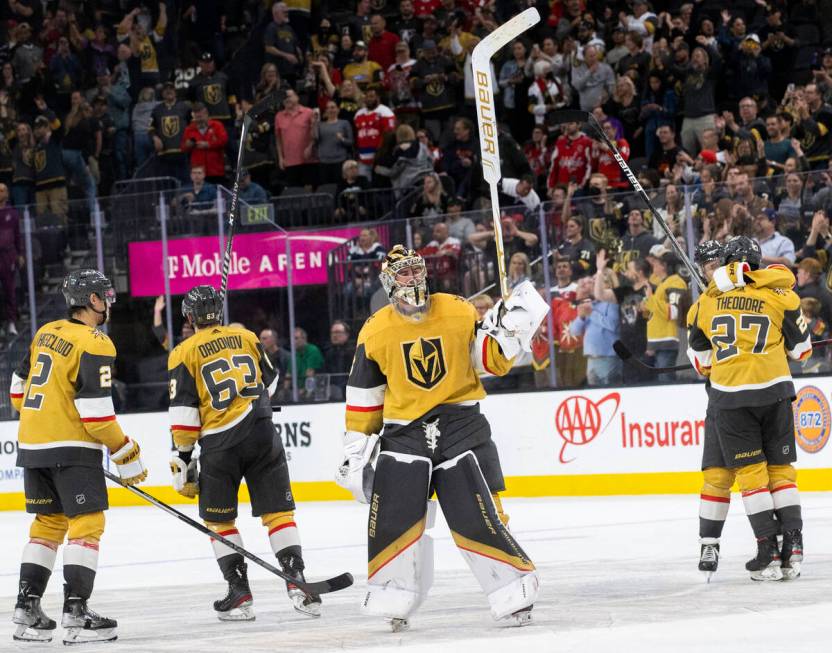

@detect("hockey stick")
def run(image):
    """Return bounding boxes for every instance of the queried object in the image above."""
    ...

[218,91,280,317]
[551,110,706,293]
[103,470,353,596]
[472,8,541,301]
[613,338,832,374]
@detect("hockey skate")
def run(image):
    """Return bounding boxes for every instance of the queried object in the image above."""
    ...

[12,581,56,642]
[214,561,255,621]
[698,539,720,582]
[279,553,321,617]
[61,587,117,645]
[496,606,534,628]
[746,535,783,581]
[781,529,803,580]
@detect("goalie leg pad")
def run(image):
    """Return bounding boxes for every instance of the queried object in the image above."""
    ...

[433,451,537,620]
[362,451,433,620]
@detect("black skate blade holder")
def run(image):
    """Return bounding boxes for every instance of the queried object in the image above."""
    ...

[104,471,352,596]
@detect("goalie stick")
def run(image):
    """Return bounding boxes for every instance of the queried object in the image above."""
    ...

[551,110,706,293]
[103,470,353,597]
[613,338,832,374]
[472,8,541,301]
[218,91,280,318]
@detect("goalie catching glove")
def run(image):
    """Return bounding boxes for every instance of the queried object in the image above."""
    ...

[170,445,198,498]
[479,280,550,357]
[334,432,379,503]
[110,437,147,485]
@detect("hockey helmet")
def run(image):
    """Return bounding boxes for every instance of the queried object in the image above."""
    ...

[379,245,429,320]
[62,269,116,310]
[722,236,761,270]
[182,285,223,327]
[694,240,723,278]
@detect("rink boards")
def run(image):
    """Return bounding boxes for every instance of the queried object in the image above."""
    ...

[2,378,832,509]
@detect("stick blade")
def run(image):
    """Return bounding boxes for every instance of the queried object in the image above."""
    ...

[302,572,354,596]
[612,340,632,361]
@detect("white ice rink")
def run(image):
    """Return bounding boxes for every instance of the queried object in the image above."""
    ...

[2,493,832,652]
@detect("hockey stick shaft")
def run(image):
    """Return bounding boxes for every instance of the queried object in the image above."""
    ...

[218,92,279,316]
[554,110,705,293]
[103,470,353,596]
[473,8,540,301]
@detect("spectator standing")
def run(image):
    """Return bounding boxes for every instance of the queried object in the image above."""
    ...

[392,0,420,45]
[11,23,43,85]
[190,52,236,125]
[677,44,721,154]
[794,84,832,168]
[11,121,35,208]
[796,257,832,326]
[753,210,796,267]
[499,41,530,140]
[386,41,418,129]
[0,183,22,336]
[551,254,577,298]
[419,221,461,292]
[409,171,447,217]
[570,263,622,387]
[621,209,659,262]
[644,253,687,383]
[546,121,593,190]
[570,45,615,113]
[117,3,167,89]
[264,2,303,86]
[352,88,396,180]
[388,124,432,190]
[649,124,683,179]
[150,82,190,184]
[557,215,596,277]
[527,61,564,133]
[32,115,67,221]
[759,6,797,102]
[62,96,99,214]
[343,40,384,92]
[640,73,677,162]
[442,118,479,199]
[323,320,356,400]
[87,70,131,181]
[275,89,318,188]
[614,257,653,383]
[48,36,82,114]
[182,102,228,186]
[132,87,158,171]
[764,113,795,170]
[409,39,458,141]
[348,0,374,44]
[368,14,400,72]
[592,119,630,189]
[550,278,587,388]
[315,100,354,185]
[291,327,325,397]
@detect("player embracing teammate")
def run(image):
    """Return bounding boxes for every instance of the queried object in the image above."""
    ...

[687,237,811,581]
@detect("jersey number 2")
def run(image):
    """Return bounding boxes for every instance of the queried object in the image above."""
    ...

[200,355,259,410]
[711,314,771,362]
[23,353,53,410]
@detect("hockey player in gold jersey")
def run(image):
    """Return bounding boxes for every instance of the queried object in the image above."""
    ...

[337,245,549,631]
[167,285,320,620]
[9,269,147,644]
[688,237,811,581]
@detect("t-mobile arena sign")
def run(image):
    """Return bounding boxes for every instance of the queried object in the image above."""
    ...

[128,228,362,296]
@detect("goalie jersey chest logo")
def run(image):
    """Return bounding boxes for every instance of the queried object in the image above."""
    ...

[402,336,447,390]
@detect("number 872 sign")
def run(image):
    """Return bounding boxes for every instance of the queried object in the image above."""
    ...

[793,385,831,454]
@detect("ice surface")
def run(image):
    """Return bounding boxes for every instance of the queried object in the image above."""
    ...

[2,493,832,652]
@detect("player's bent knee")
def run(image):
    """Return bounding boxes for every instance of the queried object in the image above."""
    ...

[67,511,105,542]
[362,534,434,619]
[30,513,69,544]
[768,464,797,488]
[261,511,294,530]
[735,461,769,492]
[702,466,735,497]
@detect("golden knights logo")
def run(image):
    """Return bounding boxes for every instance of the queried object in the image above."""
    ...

[162,115,180,138]
[203,83,222,105]
[402,337,447,390]
[33,149,46,173]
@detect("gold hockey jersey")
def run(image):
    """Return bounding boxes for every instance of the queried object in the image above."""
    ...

[167,325,278,450]
[687,265,811,408]
[345,293,513,436]
[10,319,127,468]
[645,273,687,348]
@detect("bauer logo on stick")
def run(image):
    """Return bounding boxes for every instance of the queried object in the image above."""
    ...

[793,385,831,454]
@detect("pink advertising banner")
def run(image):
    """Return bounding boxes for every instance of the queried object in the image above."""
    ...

[128,228,362,296]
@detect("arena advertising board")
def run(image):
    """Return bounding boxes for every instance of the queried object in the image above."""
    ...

[127,227,363,296]
[2,379,831,508]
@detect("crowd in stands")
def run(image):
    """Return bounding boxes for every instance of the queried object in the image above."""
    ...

[6,0,832,397]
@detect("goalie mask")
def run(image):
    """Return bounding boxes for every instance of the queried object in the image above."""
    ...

[380,245,429,320]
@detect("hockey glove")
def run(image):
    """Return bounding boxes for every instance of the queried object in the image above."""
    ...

[712,262,750,293]
[110,437,148,485]
[170,445,198,498]
[335,432,379,504]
